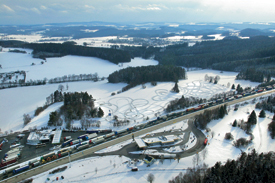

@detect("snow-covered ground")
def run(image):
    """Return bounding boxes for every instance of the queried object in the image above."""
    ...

[150,120,188,134]
[0,49,261,133]
[95,139,133,154]
[29,100,275,183]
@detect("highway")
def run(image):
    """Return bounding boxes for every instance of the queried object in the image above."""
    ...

[1,89,274,183]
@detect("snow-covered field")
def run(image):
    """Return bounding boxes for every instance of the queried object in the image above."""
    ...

[0,48,158,80]
[0,49,260,133]
[30,100,275,183]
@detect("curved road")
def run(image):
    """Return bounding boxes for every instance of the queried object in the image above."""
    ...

[2,90,274,183]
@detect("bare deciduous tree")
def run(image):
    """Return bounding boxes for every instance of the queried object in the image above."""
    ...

[192,153,200,165]
[58,84,64,92]
[147,173,155,183]
[202,148,208,160]
[23,113,31,126]
[160,155,164,164]
[211,131,215,138]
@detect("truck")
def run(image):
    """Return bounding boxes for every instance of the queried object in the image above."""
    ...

[257,89,264,93]
[31,161,40,167]
[0,156,18,168]
[204,138,208,145]
[161,154,177,159]
[127,127,134,131]
[92,138,105,144]
[63,136,72,141]
[104,132,115,138]
[12,165,29,175]
[5,150,20,158]
[59,146,72,153]
[75,141,90,148]
[186,108,195,112]
[3,165,20,174]
[77,134,89,140]
[194,106,202,111]
[41,152,57,163]
[115,129,127,135]
[83,133,97,140]
[35,143,46,148]
[61,139,73,147]
[234,95,243,99]
[58,151,69,158]
[70,139,82,146]
[216,98,224,103]
[76,144,89,151]
[28,159,39,166]
[86,130,100,134]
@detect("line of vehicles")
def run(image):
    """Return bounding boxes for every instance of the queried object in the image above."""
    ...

[0,85,273,179]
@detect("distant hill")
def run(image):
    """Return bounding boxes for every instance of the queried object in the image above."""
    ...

[240,28,268,37]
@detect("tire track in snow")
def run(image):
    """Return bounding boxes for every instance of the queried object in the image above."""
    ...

[257,119,262,152]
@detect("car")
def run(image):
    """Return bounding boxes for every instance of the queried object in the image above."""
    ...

[131,167,138,171]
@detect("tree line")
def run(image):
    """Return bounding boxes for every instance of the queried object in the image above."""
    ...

[24,42,131,64]
[0,41,131,64]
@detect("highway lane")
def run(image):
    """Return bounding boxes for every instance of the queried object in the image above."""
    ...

[2,89,274,183]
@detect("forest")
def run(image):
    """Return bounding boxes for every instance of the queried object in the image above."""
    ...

[108,65,186,91]
[169,150,275,183]
[122,36,275,82]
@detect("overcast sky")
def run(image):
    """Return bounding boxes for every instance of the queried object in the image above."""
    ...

[0,0,274,25]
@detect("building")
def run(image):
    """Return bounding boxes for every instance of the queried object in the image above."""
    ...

[52,130,62,145]
[134,137,147,150]
[27,130,55,145]
[143,135,180,147]
[27,132,40,145]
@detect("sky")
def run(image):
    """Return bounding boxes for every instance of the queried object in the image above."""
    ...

[0,0,275,25]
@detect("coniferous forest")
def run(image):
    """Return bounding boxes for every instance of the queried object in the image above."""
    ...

[121,36,275,82]
[108,65,186,91]
[169,150,275,183]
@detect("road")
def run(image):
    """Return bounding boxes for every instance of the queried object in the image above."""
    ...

[2,89,274,183]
